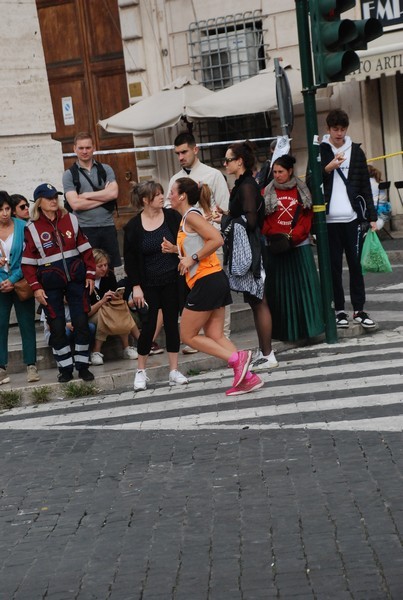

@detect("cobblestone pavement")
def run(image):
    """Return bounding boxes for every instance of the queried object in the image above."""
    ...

[1,325,403,599]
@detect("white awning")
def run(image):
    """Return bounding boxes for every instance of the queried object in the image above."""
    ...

[186,65,303,119]
[98,76,214,134]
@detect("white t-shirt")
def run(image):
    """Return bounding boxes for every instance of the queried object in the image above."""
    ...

[322,134,357,224]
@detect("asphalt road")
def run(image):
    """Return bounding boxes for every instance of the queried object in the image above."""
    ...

[0,262,402,599]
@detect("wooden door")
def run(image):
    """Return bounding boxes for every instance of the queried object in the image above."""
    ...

[36,0,136,226]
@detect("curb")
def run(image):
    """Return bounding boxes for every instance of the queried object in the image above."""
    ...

[1,324,374,407]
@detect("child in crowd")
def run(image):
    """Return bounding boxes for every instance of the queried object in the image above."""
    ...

[88,248,139,365]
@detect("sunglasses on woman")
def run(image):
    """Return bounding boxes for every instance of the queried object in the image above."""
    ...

[18,203,29,210]
[223,157,236,165]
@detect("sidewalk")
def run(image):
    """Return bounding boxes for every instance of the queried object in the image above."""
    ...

[1,315,375,406]
[3,230,403,405]
[3,306,293,405]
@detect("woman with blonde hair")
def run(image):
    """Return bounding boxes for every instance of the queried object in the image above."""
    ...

[124,180,188,391]
[88,248,138,365]
[22,183,96,383]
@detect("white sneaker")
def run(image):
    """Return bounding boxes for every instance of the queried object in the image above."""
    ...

[134,369,149,391]
[169,369,189,386]
[250,350,279,372]
[182,345,198,354]
[90,352,104,366]
[353,311,376,329]
[123,346,138,360]
[0,367,10,385]
[27,365,40,383]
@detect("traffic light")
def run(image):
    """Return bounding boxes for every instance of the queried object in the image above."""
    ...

[309,0,383,86]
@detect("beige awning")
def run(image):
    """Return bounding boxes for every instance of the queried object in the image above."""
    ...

[187,64,303,119]
[98,76,214,134]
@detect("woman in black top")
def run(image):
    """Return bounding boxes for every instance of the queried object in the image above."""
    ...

[223,141,278,372]
[124,181,188,391]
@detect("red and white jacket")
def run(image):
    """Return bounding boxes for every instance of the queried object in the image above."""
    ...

[22,210,96,291]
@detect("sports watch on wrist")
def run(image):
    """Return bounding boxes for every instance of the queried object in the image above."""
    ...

[191,253,199,262]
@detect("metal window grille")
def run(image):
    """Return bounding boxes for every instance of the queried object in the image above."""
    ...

[188,12,271,168]
[189,11,266,91]
[194,113,271,169]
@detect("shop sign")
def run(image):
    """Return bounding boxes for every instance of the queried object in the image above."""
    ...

[348,45,403,79]
[361,0,403,30]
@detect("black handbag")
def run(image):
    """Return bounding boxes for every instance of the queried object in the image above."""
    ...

[267,204,302,255]
[267,232,293,254]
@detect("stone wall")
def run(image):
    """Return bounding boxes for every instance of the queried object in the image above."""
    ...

[0,0,64,199]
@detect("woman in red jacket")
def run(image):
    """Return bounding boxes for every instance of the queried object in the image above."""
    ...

[263,155,324,342]
[22,183,96,383]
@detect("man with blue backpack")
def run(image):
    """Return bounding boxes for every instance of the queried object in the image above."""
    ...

[62,131,121,268]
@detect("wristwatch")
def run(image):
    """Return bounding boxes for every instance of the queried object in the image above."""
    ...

[191,253,199,262]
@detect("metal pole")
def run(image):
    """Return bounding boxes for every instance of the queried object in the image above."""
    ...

[295,0,338,343]
[274,58,289,137]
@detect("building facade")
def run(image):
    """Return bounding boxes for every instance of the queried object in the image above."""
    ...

[0,0,63,197]
[1,1,402,225]
[117,0,403,224]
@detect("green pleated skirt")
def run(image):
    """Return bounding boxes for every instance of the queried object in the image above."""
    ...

[265,244,325,342]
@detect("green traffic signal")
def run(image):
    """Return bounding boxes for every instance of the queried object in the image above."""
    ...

[323,49,359,80]
[321,19,357,49]
[308,0,383,86]
[348,18,384,50]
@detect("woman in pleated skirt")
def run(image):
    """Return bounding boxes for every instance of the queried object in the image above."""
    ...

[262,155,324,342]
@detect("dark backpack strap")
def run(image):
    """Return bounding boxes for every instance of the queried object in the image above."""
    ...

[94,161,107,187]
[71,161,107,193]
[290,203,302,231]
[336,167,354,201]
[63,163,80,212]
[69,161,118,215]
[69,163,81,194]
[77,167,100,191]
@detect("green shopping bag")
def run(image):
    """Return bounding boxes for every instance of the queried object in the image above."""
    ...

[360,230,392,274]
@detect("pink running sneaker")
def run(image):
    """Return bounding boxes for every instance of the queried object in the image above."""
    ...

[230,350,252,387]
[226,372,263,396]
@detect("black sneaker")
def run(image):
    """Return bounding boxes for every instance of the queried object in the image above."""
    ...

[78,368,95,382]
[58,371,74,383]
[353,311,376,329]
[335,312,349,328]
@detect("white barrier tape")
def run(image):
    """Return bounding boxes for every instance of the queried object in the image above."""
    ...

[63,137,279,158]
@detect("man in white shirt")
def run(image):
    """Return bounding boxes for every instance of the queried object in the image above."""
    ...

[167,132,231,348]
[320,109,378,330]
[167,132,230,215]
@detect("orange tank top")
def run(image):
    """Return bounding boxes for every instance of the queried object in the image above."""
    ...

[177,208,221,289]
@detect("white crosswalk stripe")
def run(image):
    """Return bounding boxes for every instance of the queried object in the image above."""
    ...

[0,327,402,433]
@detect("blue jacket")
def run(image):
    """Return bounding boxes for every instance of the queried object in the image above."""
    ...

[0,217,26,285]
